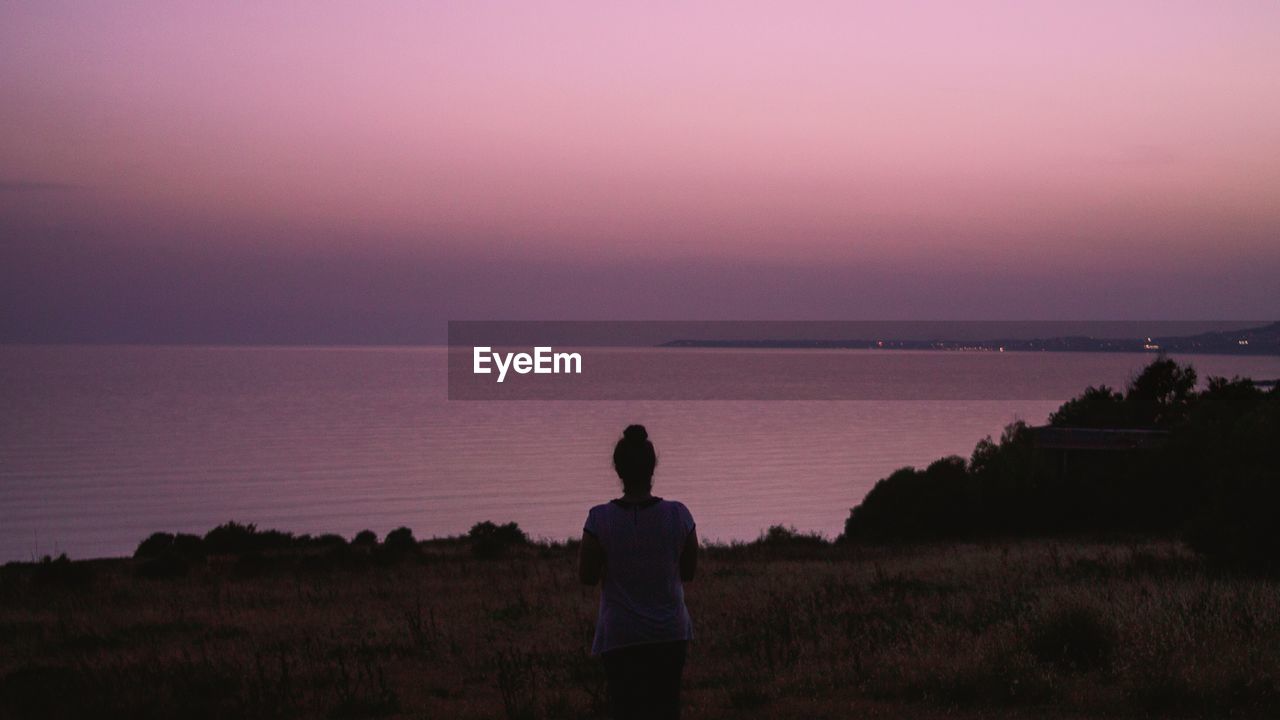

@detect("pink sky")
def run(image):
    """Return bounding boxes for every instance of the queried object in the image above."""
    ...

[1,2,1278,339]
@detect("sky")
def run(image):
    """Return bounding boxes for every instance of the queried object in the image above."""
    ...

[2,1,1278,343]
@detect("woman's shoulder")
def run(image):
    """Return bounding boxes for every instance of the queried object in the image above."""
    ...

[660,499,694,520]
[584,502,616,535]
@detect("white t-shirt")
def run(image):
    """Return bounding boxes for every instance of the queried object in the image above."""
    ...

[584,497,695,656]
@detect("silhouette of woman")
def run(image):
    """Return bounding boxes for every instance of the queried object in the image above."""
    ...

[579,425,698,720]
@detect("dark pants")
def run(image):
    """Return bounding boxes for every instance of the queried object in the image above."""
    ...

[601,640,688,720]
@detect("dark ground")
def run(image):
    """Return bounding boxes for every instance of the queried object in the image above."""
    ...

[3,536,1279,719]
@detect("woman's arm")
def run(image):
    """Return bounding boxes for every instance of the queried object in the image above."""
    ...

[679,528,698,582]
[578,530,605,585]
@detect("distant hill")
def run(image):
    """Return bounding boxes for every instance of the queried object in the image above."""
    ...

[661,321,1280,355]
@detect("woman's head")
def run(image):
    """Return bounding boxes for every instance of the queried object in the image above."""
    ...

[612,424,657,494]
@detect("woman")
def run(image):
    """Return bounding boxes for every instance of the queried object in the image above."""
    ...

[579,425,698,720]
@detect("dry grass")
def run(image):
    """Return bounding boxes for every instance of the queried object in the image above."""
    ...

[3,538,1279,719]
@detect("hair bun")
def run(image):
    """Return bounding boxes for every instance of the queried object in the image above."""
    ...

[622,424,648,442]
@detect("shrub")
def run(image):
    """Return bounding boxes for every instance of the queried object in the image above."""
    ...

[353,529,378,547]
[204,521,258,554]
[1049,385,1126,427]
[202,517,252,550]
[134,532,176,558]
[757,525,827,548]
[136,532,206,560]
[841,359,1280,557]
[1048,360,1196,430]
[172,533,206,559]
[383,527,418,554]
[1123,358,1196,428]
[468,521,527,559]
[311,533,348,548]
[841,456,973,542]
[1178,380,1280,571]
[203,521,295,555]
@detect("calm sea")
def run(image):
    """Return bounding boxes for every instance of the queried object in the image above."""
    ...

[2,346,1277,561]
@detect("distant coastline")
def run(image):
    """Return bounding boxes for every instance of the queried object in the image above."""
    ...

[661,321,1280,355]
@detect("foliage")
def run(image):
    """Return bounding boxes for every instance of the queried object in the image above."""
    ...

[1176,378,1280,570]
[468,521,528,559]
[1047,385,1125,427]
[842,456,973,542]
[842,358,1280,571]
[1047,358,1197,429]
[757,525,828,547]
[134,532,206,572]
[204,522,295,555]
[382,527,418,554]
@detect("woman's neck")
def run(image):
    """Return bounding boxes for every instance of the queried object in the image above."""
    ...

[620,489,653,503]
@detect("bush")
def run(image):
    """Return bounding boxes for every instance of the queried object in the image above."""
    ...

[203,522,295,555]
[757,525,827,547]
[135,532,205,560]
[383,527,418,554]
[311,533,348,548]
[204,521,259,554]
[1049,385,1126,428]
[172,533,206,558]
[1178,380,1280,571]
[841,456,974,542]
[841,359,1280,562]
[1049,360,1196,429]
[135,532,176,558]
[1123,358,1196,428]
[468,521,527,559]
[353,529,378,547]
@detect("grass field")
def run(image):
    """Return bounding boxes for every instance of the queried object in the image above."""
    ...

[3,535,1279,719]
